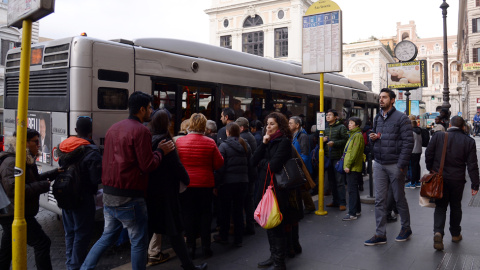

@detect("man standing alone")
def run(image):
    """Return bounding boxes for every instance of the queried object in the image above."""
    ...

[81,92,175,270]
[365,88,414,246]
[425,116,479,250]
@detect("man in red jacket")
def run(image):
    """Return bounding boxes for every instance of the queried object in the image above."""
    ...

[81,92,175,270]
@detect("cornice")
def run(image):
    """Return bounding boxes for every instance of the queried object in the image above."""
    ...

[205,0,292,15]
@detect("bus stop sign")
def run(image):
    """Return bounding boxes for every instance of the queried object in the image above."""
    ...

[8,0,55,28]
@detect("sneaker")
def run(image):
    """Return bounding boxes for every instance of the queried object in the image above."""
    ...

[415,183,421,188]
[364,235,387,246]
[356,212,361,216]
[148,252,171,265]
[405,183,416,189]
[434,232,444,250]
[342,214,358,221]
[395,227,412,242]
[452,234,463,243]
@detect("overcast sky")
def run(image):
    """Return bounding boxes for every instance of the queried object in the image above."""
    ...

[38,0,459,44]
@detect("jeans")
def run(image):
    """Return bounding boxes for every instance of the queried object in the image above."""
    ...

[410,153,421,185]
[180,187,213,249]
[346,171,361,217]
[62,195,96,270]
[373,163,411,236]
[327,159,346,206]
[81,198,149,270]
[434,180,465,236]
[219,182,247,244]
[0,216,52,270]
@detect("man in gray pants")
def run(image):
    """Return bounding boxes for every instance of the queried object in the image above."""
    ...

[365,88,414,246]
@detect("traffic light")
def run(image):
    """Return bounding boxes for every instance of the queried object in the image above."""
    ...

[431,96,435,100]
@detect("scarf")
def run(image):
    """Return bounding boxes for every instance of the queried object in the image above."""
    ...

[269,130,284,142]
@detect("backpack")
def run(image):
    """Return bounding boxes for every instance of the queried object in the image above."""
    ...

[52,148,93,210]
[420,128,430,147]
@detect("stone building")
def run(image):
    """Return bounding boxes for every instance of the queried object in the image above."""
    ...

[458,0,480,122]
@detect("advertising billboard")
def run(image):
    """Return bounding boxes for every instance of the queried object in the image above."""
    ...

[27,112,52,165]
[387,60,428,89]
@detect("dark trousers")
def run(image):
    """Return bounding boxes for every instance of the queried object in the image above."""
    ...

[219,182,247,244]
[326,159,346,206]
[170,233,195,269]
[62,195,96,270]
[243,181,256,232]
[180,187,213,249]
[0,216,52,270]
[410,153,421,185]
[434,180,465,236]
[346,171,362,216]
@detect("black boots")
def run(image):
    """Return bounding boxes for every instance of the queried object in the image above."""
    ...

[258,257,274,268]
[258,230,286,270]
[182,262,208,270]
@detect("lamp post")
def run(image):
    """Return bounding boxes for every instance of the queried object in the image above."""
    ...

[441,0,451,110]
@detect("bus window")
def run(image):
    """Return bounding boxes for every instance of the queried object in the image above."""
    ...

[271,92,303,119]
[220,85,257,120]
[153,83,177,135]
[98,87,129,110]
[181,85,213,121]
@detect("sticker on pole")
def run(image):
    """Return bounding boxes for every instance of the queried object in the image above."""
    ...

[317,112,325,131]
[14,167,23,177]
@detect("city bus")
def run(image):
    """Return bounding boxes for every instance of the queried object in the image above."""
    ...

[419,112,440,129]
[3,36,379,214]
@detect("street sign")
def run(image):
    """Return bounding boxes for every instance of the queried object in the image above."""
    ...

[302,0,342,74]
[8,0,55,28]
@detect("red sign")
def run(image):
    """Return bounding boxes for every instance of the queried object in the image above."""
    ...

[477,98,480,104]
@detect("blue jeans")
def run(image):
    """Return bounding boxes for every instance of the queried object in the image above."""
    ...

[63,195,95,270]
[81,198,149,270]
[346,171,361,217]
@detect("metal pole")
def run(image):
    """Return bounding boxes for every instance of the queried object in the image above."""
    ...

[440,0,451,110]
[12,19,32,270]
[405,90,411,115]
[316,73,327,216]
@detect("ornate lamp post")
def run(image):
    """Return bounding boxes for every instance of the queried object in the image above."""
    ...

[441,0,451,110]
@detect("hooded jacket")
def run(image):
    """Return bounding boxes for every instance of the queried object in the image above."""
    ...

[371,107,414,169]
[0,137,51,217]
[343,127,365,173]
[324,120,348,160]
[216,137,250,186]
[56,136,102,195]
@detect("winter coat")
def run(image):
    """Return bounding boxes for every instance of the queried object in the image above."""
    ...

[343,127,365,173]
[102,116,163,198]
[251,136,303,224]
[57,136,102,196]
[0,138,52,218]
[176,133,224,188]
[425,128,480,190]
[240,130,257,154]
[292,128,313,174]
[147,135,190,236]
[324,121,348,160]
[253,130,263,149]
[217,126,227,146]
[216,137,250,186]
[371,107,414,169]
[412,127,422,154]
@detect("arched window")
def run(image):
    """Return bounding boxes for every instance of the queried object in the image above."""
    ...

[402,32,409,40]
[243,15,263,28]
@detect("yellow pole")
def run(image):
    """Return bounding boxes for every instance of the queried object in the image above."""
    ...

[12,19,32,270]
[316,73,327,215]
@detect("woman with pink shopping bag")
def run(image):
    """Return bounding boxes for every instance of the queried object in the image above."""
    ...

[252,112,303,270]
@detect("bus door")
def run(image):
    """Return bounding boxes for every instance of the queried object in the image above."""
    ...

[152,79,216,135]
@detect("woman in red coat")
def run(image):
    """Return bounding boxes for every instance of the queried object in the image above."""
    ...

[176,113,224,259]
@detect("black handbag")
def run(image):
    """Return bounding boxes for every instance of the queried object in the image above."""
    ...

[275,158,307,190]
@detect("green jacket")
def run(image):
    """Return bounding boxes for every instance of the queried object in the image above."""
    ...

[343,127,365,172]
[324,121,348,160]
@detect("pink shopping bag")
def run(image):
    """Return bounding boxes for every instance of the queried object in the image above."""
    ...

[254,164,283,229]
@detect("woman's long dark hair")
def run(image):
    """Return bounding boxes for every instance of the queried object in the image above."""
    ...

[264,112,292,140]
[149,109,172,140]
[226,122,248,153]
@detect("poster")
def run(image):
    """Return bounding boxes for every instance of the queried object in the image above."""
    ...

[27,112,51,164]
[387,60,428,89]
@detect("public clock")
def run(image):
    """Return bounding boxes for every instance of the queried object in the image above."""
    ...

[394,40,418,62]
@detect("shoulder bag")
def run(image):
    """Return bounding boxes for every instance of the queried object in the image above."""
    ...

[420,133,448,199]
[275,146,307,190]
[334,132,361,174]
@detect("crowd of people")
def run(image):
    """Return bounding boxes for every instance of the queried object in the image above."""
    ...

[0,88,479,270]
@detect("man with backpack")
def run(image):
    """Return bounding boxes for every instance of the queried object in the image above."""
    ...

[55,116,102,270]
[0,129,59,270]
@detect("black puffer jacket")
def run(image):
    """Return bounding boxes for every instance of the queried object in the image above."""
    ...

[372,107,414,169]
[425,128,480,190]
[217,137,250,186]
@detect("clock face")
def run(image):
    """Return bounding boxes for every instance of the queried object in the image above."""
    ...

[394,41,418,62]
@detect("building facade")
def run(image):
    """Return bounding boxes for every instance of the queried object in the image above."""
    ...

[458,0,480,122]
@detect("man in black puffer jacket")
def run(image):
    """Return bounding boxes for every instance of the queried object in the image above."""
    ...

[365,88,414,246]
[426,116,479,250]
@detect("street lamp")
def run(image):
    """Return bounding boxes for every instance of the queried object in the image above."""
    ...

[441,0,451,110]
